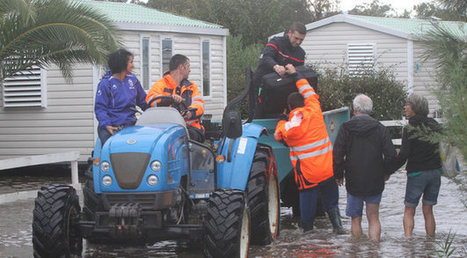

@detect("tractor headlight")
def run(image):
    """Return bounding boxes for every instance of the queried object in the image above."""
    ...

[102,175,112,186]
[147,175,159,186]
[150,160,162,172]
[100,161,110,172]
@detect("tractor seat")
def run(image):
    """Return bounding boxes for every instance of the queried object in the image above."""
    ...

[136,107,187,129]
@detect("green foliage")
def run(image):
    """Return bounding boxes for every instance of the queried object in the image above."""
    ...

[420,24,467,158]
[415,0,466,21]
[0,0,120,82]
[317,66,407,120]
[226,35,262,115]
[144,0,340,45]
[432,231,458,257]
[348,0,394,17]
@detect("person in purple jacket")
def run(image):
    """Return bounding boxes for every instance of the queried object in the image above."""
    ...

[94,48,148,145]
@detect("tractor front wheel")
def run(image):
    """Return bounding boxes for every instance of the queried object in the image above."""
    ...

[32,184,82,258]
[204,189,250,258]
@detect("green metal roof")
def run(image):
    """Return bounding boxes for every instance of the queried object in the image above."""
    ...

[80,0,223,29]
[350,15,466,38]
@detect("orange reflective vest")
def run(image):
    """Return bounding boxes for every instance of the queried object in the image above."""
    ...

[274,78,333,190]
[146,74,205,133]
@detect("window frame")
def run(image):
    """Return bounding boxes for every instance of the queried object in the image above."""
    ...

[140,35,151,90]
[160,36,174,78]
[200,39,211,97]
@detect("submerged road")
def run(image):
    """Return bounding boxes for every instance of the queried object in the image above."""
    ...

[0,169,466,257]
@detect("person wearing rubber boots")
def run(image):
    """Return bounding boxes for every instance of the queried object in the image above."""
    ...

[274,64,345,234]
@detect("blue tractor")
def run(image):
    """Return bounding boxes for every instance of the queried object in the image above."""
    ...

[32,67,349,257]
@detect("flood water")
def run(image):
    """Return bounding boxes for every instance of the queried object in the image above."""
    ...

[1,169,466,257]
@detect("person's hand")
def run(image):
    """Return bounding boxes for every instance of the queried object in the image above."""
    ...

[285,64,296,74]
[172,95,184,103]
[273,64,286,77]
[336,178,343,186]
[106,125,119,135]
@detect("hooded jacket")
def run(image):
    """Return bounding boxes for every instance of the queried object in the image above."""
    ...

[333,115,396,196]
[392,115,441,174]
[95,71,148,129]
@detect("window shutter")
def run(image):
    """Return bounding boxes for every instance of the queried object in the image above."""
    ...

[2,66,46,108]
[347,43,375,76]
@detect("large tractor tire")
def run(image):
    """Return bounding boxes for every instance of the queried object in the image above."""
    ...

[204,189,250,258]
[32,184,82,258]
[247,149,280,245]
[82,166,102,221]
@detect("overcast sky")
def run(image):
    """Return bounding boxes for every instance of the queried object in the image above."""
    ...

[339,0,431,14]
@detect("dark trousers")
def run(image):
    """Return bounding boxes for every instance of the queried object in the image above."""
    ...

[299,178,339,225]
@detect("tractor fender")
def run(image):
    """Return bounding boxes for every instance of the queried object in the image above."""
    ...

[216,123,267,190]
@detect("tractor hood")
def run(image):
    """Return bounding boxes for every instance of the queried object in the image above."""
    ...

[104,124,185,154]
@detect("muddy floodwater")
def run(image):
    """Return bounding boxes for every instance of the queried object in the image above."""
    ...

[1,169,466,257]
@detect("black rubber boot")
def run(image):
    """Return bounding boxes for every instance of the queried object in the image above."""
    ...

[327,207,346,234]
[301,221,314,232]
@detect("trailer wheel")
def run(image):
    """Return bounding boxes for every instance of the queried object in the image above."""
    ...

[204,189,250,258]
[247,150,280,245]
[32,184,82,258]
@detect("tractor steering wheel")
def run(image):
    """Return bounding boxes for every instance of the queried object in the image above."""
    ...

[147,95,189,114]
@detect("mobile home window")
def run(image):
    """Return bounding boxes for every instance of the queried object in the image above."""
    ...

[202,40,210,96]
[347,43,375,76]
[141,37,150,90]
[161,38,172,75]
[2,66,47,108]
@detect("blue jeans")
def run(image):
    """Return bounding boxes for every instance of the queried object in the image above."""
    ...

[299,178,339,225]
[405,168,441,207]
[346,193,382,217]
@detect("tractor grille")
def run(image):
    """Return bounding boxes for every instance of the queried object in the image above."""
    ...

[102,192,176,210]
[110,153,150,189]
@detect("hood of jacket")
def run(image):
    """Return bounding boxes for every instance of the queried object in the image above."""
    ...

[343,115,380,137]
[408,115,441,132]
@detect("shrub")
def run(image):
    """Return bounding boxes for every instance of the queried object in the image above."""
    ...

[226,35,262,117]
[317,67,407,120]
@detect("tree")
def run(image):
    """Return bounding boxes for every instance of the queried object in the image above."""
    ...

[145,0,339,45]
[0,0,120,82]
[348,0,394,17]
[420,24,467,158]
[415,0,466,21]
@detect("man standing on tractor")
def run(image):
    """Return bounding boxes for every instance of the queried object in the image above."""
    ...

[274,64,345,234]
[253,22,307,118]
[146,54,205,142]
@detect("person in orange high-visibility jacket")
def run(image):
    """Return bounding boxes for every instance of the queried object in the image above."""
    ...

[146,54,205,142]
[275,64,345,233]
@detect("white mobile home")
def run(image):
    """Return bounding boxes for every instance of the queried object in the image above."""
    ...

[0,1,228,162]
[273,14,465,115]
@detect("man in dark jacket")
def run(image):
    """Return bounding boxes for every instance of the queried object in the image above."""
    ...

[333,94,396,242]
[253,22,306,118]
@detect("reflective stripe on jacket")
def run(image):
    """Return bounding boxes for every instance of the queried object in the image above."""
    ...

[274,76,333,190]
[146,74,205,133]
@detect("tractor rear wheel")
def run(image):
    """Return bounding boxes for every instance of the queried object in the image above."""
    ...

[247,149,280,245]
[204,189,250,258]
[32,184,82,258]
